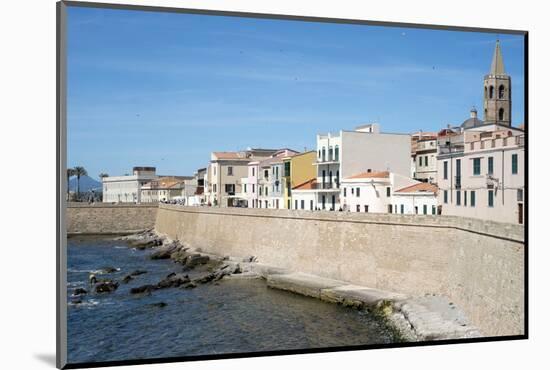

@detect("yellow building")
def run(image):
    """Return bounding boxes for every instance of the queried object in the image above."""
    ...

[282,151,316,209]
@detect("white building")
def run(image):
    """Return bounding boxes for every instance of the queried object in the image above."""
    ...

[411,131,438,183]
[313,123,411,211]
[437,129,524,224]
[289,178,318,210]
[102,166,157,203]
[392,182,439,215]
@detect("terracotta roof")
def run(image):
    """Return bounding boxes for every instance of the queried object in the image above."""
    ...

[345,171,389,180]
[292,178,317,190]
[395,182,438,194]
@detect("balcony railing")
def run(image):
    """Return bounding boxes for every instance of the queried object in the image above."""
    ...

[314,182,340,190]
[438,145,464,155]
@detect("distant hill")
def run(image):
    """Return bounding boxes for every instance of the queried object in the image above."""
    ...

[69,175,102,193]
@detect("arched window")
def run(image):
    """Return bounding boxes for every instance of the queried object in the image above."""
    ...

[498,85,505,99]
[489,85,494,99]
[484,86,488,99]
[484,108,488,118]
[498,108,505,121]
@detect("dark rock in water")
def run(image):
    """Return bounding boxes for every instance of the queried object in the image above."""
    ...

[122,275,133,284]
[98,266,118,274]
[183,254,210,269]
[151,302,167,308]
[129,238,163,250]
[130,270,147,276]
[170,249,190,264]
[95,280,119,293]
[150,242,180,260]
[156,273,190,289]
[70,298,83,305]
[130,285,156,294]
[233,264,242,274]
[73,288,87,296]
[194,272,217,284]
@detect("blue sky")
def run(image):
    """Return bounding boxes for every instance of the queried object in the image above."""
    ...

[67,6,525,179]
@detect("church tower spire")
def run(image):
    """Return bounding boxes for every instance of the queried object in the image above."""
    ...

[483,40,511,126]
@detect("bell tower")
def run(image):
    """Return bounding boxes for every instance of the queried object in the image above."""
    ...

[483,40,511,126]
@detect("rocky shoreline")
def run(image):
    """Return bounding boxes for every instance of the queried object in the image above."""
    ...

[70,228,482,342]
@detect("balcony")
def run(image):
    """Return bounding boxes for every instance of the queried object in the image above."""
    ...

[313,182,340,191]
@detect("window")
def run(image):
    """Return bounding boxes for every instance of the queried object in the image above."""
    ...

[356,187,360,197]
[488,157,494,175]
[498,108,505,121]
[213,184,217,192]
[259,187,262,196]
[512,154,518,174]
[225,184,235,194]
[252,167,255,176]
[443,161,448,180]
[473,158,481,175]
[335,145,340,161]
[431,205,436,215]
[295,200,298,209]
[264,169,269,179]
[322,147,326,161]
[423,205,427,214]
[265,187,268,196]
[227,166,233,176]
[456,159,461,177]
[425,156,429,166]
[310,200,313,210]
[456,191,461,206]
[488,190,494,207]
[499,85,505,99]
[275,166,279,179]
[471,191,476,207]
[419,156,423,167]
[301,200,305,209]
[351,188,354,195]
[322,170,326,186]
[364,205,368,213]
[356,205,360,212]
[400,204,404,214]
[284,162,290,177]
[464,191,467,206]
[344,188,347,197]
[244,184,247,193]
[444,190,448,203]
[517,189,524,202]
[489,85,494,99]
[322,196,326,209]
[386,187,391,197]
[328,146,333,160]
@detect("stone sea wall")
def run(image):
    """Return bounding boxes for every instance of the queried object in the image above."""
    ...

[67,203,158,234]
[154,205,524,337]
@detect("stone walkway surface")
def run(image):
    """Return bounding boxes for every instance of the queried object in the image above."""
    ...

[265,272,481,341]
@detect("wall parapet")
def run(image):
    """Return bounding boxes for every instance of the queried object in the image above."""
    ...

[158,204,524,244]
[67,203,158,234]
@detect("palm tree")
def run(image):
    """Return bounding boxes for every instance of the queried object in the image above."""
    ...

[98,173,109,180]
[67,168,76,201]
[73,166,88,201]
